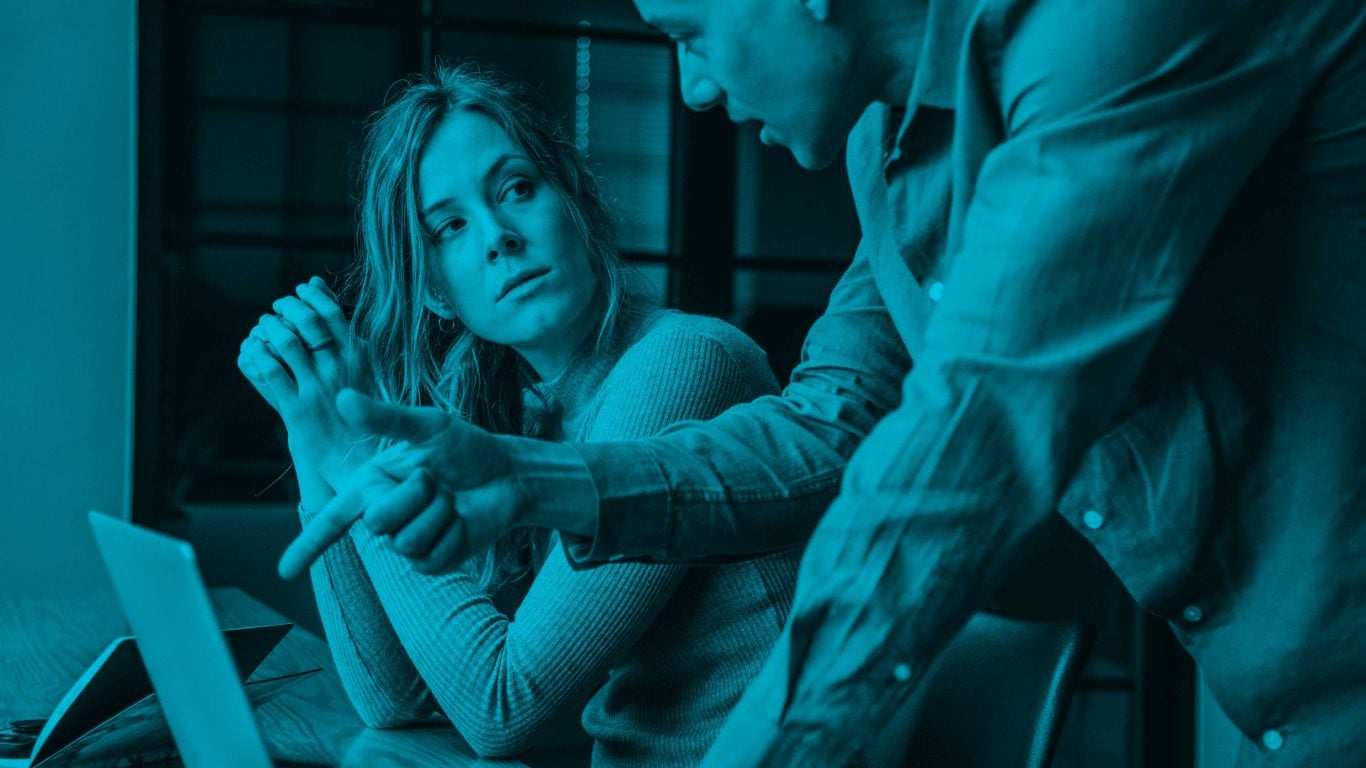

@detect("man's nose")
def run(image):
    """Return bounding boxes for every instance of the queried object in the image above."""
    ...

[679,52,723,112]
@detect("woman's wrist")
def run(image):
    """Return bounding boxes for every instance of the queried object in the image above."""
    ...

[290,455,336,511]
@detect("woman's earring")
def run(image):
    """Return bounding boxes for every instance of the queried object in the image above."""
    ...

[430,291,456,333]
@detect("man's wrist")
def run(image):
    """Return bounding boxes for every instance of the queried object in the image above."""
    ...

[493,435,599,537]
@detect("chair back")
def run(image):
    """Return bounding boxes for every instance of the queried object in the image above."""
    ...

[865,612,1096,768]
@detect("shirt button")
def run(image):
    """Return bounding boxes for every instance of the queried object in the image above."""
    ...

[1262,730,1284,751]
[892,663,912,683]
[1181,605,1204,623]
[1082,510,1105,530]
[927,281,944,302]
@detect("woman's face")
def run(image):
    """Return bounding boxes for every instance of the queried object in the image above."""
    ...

[417,109,599,377]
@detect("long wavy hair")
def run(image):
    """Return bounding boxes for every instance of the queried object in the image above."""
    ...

[347,62,639,591]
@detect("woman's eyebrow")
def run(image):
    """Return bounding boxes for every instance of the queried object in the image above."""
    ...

[483,153,531,185]
[422,154,532,219]
[422,196,453,219]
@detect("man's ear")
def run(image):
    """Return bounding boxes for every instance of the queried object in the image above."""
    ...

[424,291,458,320]
[803,0,831,23]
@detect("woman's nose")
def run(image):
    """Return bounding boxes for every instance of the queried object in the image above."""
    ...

[487,231,525,261]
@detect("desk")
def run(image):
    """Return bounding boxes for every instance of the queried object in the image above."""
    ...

[0,588,523,767]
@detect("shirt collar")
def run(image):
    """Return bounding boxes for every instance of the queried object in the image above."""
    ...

[888,0,974,159]
[522,301,659,439]
[913,0,974,110]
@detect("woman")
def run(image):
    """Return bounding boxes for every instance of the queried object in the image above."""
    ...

[237,63,798,766]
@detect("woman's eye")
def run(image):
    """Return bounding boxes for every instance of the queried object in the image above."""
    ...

[501,178,534,203]
[437,218,466,239]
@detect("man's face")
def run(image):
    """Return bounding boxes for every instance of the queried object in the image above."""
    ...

[635,0,867,170]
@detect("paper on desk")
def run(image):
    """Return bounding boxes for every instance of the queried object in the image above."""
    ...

[31,668,319,768]
[26,623,294,767]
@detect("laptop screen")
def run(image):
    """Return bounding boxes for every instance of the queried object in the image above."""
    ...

[88,512,272,768]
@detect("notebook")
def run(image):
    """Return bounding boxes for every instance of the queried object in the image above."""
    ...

[84,511,319,768]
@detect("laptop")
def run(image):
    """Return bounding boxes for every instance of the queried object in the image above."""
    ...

[88,511,280,768]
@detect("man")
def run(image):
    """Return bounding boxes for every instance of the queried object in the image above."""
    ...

[280,0,1366,764]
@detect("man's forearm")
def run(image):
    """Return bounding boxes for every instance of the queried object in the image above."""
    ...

[513,242,909,565]
[502,398,857,565]
[563,392,873,564]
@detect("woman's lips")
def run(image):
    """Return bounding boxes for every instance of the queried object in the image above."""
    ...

[498,268,551,302]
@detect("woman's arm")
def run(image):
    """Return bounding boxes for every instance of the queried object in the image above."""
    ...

[344,316,781,757]
[238,279,432,728]
[301,489,437,728]
[349,531,685,755]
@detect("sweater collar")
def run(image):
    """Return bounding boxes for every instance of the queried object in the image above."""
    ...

[522,300,660,439]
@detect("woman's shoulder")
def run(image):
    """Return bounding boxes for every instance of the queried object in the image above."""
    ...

[579,310,779,440]
[627,309,770,367]
[595,309,780,410]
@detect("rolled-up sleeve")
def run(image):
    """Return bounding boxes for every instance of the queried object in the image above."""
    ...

[704,1,1305,764]
[564,234,912,563]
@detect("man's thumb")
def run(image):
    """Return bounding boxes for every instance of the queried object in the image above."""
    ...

[336,389,447,441]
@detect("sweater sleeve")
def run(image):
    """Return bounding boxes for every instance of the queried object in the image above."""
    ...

[302,506,436,728]
[341,317,780,757]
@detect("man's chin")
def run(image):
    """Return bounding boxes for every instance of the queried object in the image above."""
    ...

[788,142,839,171]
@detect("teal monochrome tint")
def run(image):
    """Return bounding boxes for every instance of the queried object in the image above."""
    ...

[306,307,799,766]
[555,0,1366,764]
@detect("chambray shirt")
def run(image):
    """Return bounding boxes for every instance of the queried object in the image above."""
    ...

[528,0,1366,764]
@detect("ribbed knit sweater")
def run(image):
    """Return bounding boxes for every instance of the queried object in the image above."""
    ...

[305,308,800,766]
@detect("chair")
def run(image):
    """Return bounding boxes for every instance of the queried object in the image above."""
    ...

[864,612,1097,768]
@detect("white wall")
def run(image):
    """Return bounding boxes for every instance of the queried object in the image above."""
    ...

[0,0,138,594]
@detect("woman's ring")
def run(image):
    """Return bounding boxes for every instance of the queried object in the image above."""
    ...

[305,339,336,353]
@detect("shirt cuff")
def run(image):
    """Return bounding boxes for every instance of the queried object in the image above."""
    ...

[492,434,600,537]
[558,441,673,566]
